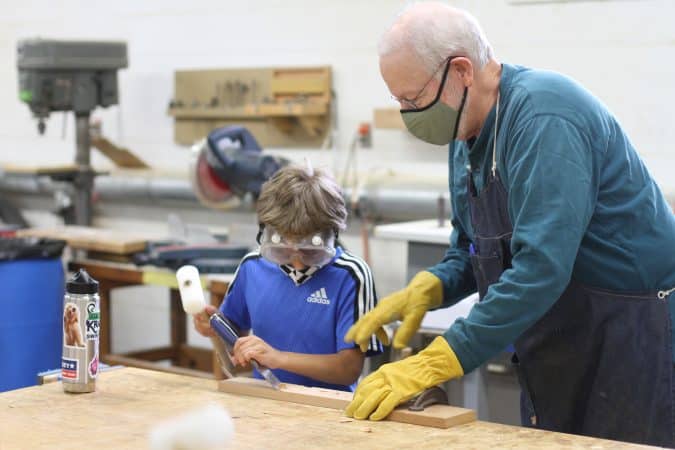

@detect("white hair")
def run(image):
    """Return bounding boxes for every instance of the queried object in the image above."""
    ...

[378,2,494,75]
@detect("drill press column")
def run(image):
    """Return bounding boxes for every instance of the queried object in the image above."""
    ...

[74,114,93,225]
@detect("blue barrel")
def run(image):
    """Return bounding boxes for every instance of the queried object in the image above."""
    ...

[0,255,64,392]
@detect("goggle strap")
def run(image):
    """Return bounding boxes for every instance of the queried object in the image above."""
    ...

[256,223,265,245]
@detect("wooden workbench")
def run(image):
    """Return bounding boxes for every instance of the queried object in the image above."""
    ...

[0,368,656,449]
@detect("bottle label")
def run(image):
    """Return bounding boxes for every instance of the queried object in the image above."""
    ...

[62,358,79,381]
[62,295,99,388]
[85,302,100,341]
[63,302,86,348]
[89,351,99,379]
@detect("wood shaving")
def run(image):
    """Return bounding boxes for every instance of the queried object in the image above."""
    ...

[338,418,353,423]
[361,427,372,433]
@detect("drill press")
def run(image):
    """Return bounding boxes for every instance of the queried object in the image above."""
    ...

[16,38,128,225]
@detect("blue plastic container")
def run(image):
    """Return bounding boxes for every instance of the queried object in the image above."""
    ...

[0,258,64,392]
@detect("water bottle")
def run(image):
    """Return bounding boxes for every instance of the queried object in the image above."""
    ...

[62,269,100,393]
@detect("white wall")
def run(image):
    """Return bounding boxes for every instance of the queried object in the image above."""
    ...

[2,0,675,353]
[1,0,674,188]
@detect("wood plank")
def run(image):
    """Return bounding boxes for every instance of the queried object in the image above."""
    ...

[68,260,144,284]
[168,105,266,120]
[257,102,328,116]
[168,102,328,119]
[90,136,149,169]
[218,377,476,429]
[373,107,406,129]
[18,226,149,255]
[173,117,329,148]
[270,68,331,95]
[85,251,135,264]
[1,163,79,175]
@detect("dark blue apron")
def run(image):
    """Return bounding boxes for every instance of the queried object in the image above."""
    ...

[467,166,674,447]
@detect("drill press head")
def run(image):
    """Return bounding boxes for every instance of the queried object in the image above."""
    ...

[16,38,128,134]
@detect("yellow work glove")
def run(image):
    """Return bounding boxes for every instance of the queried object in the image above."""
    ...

[345,336,464,420]
[345,271,443,350]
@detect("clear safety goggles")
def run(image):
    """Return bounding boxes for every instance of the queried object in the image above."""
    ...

[257,226,336,268]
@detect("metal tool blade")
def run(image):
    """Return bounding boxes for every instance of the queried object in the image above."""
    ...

[251,360,282,390]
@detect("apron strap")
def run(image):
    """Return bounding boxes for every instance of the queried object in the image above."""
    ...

[492,91,501,178]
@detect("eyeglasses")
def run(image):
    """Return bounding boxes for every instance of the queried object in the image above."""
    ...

[391,56,455,110]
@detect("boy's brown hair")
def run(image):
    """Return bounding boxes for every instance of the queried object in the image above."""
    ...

[256,165,347,238]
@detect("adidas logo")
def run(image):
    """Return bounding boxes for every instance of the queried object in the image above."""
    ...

[306,288,330,305]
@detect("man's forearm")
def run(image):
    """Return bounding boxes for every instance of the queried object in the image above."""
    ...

[427,222,477,308]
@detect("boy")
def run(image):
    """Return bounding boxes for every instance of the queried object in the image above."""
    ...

[193,164,382,391]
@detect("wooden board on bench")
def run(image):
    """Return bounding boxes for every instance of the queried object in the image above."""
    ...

[218,377,476,429]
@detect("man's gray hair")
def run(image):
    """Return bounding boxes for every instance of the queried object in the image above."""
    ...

[256,165,347,237]
[378,2,494,75]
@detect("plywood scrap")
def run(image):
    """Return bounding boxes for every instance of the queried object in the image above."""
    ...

[218,377,476,429]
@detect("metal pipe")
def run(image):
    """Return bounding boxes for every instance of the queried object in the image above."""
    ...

[0,172,450,222]
[94,176,198,203]
[347,186,450,222]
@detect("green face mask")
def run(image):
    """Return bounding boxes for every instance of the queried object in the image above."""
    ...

[400,59,468,146]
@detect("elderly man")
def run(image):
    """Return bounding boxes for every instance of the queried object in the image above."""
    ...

[344,2,675,446]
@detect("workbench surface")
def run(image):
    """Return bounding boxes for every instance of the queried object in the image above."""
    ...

[0,368,655,449]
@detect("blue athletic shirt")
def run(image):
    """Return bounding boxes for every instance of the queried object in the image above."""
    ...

[220,246,382,391]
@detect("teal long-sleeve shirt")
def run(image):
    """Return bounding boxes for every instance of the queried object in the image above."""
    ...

[428,64,675,373]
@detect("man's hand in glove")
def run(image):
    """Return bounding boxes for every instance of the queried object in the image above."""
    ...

[345,336,464,420]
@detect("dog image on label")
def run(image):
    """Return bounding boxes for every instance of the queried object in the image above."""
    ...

[63,302,85,347]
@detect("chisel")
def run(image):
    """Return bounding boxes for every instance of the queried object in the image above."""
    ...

[209,313,281,390]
